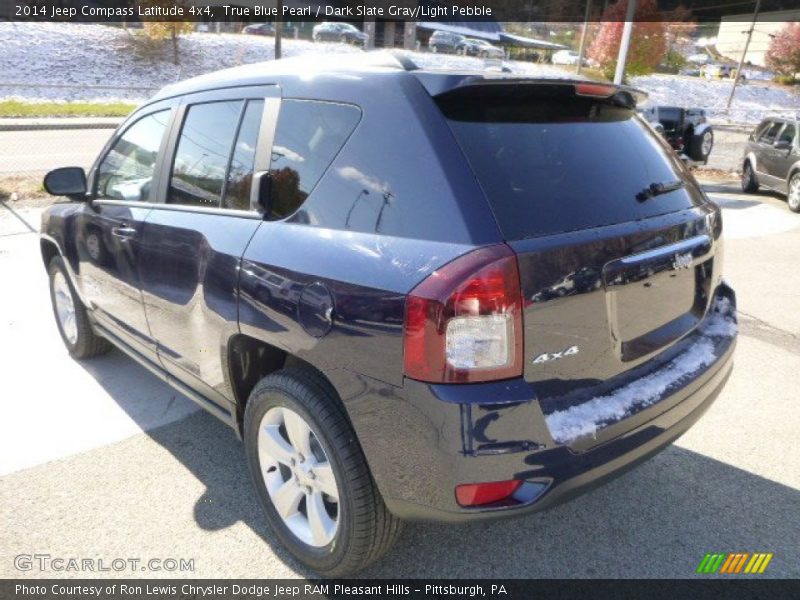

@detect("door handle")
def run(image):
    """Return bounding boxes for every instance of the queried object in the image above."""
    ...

[111,226,136,239]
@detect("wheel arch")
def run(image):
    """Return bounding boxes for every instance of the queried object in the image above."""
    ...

[40,236,61,268]
[225,333,340,435]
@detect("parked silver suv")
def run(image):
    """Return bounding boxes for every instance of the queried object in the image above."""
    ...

[741,117,800,212]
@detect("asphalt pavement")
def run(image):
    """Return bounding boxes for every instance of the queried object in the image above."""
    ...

[0,127,114,174]
[1,187,798,579]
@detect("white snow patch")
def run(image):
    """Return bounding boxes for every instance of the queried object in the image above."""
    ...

[545,297,736,445]
[632,74,800,125]
[3,23,796,125]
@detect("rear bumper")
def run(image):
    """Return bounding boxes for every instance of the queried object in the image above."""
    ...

[378,284,737,523]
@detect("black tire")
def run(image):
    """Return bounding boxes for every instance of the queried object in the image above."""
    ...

[688,128,714,162]
[741,160,759,193]
[244,367,402,576]
[48,256,111,359]
[787,173,800,213]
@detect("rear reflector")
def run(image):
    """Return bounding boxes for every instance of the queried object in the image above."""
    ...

[455,480,523,507]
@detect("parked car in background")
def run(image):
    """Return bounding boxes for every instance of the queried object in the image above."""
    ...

[742,117,800,212]
[702,63,744,80]
[687,53,711,65]
[456,38,505,59]
[640,106,714,164]
[428,30,466,53]
[551,49,587,66]
[39,53,737,576]
[242,23,275,36]
[312,22,368,45]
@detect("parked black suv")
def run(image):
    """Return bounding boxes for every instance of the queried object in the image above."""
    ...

[312,22,368,45]
[40,53,737,576]
[428,30,466,53]
[741,116,800,212]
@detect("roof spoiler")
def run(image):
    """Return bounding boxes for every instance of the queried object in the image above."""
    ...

[418,74,648,108]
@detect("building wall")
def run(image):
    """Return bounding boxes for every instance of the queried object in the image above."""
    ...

[717,11,800,67]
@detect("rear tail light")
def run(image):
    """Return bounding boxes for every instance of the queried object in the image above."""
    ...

[455,480,523,507]
[403,244,523,383]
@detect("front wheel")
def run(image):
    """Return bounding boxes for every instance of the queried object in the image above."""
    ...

[48,256,111,358]
[788,173,800,213]
[244,368,402,575]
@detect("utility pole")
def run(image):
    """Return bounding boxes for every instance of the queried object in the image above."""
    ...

[274,0,283,59]
[614,0,637,84]
[726,0,761,111]
[576,0,592,75]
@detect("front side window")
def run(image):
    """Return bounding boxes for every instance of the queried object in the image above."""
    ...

[96,110,170,202]
[268,100,360,220]
[759,122,782,144]
[169,100,243,207]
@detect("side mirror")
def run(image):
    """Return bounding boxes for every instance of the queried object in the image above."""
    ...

[43,167,87,199]
[774,140,792,150]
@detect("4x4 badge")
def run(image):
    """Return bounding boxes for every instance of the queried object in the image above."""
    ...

[533,345,580,364]
[672,252,693,270]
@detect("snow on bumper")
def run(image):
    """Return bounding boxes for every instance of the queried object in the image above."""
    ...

[545,295,737,445]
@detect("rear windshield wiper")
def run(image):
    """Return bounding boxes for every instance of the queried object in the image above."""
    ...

[636,180,685,202]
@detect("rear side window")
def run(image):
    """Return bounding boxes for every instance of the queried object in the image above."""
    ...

[169,100,242,207]
[439,87,701,240]
[169,99,264,210]
[96,110,170,202]
[223,99,263,211]
[268,100,360,220]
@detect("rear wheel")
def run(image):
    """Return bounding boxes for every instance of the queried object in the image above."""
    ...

[48,256,111,359]
[244,368,402,575]
[741,160,759,193]
[788,173,800,213]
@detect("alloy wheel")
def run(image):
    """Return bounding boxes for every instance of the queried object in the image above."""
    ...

[789,175,800,211]
[53,271,78,345]
[701,131,713,156]
[257,406,340,547]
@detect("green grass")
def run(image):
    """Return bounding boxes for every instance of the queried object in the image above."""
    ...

[0,100,136,118]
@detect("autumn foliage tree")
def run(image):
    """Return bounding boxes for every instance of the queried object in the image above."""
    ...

[765,22,800,81]
[138,0,194,64]
[587,0,668,80]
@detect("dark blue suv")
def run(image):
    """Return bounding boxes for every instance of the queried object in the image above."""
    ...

[40,53,737,575]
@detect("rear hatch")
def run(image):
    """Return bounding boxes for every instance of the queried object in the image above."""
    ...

[436,81,722,401]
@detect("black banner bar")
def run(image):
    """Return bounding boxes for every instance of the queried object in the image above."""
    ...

[2,0,799,23]
[3,579,800,600]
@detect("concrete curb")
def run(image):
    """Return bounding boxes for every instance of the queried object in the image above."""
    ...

[0,117,123,131]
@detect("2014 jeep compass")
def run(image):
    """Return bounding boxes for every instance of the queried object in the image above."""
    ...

[40,53,737,575]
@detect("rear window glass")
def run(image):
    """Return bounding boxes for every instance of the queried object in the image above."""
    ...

[439,87,701,240]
